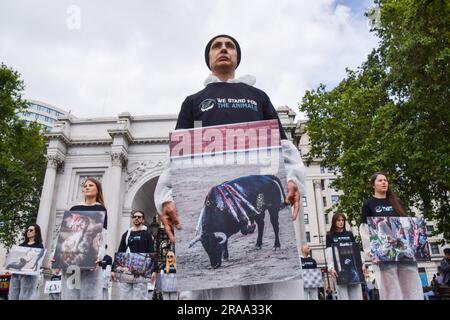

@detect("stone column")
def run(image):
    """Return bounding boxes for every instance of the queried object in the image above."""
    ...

[295,201,307,249]
[36,154,64,246]
[313,179,327,242]
[107,151,128,256]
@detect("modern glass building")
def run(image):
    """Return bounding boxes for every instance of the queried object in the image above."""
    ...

[16,99,72,131]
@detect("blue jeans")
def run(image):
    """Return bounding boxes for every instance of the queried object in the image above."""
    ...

[8,274,39,300]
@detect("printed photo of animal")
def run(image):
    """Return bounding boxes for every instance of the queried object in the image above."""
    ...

[172,157,302,292]
[367,216,431,263]
[2,246,46,275]
[188,175,287,269]
[52,210,105,270]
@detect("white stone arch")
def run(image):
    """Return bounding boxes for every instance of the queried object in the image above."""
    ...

[122,162,165,232]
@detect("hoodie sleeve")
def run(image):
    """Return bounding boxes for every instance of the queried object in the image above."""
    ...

[281,139,306,195]
[359,223,371,261]
[154,158,173,215]
[326,246,335,271]
[97,228,107,260]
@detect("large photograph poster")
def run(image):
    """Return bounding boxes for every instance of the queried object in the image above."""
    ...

[53,210,105,270]
[367,216,431,263]
[331,242,365,285]
[112,252,154,283]
[2,246,46,275]
[170,120,302,292]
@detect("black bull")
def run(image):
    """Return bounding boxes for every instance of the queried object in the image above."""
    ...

[189,175,287,269]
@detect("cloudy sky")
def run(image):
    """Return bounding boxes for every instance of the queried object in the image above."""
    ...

[0,0,379,119]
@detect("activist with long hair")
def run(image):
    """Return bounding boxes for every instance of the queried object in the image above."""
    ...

[326,213,366,300]
[58,177,108,300]
[8,224,44,300]
[359,171,422,300]
[159,250,177,300]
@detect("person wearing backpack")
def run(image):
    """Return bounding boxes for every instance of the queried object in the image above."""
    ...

[111,210,156,300]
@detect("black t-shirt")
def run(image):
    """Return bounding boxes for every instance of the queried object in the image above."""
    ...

[301,256,317,269]
[160,264,176,274]
[51,274,62,281]
[70,204,108,229]
[175,82,288,140]
[325,231,355,248]
[100,254,113,270]
[19,242,44,249]
[361,196,402,224]
[117,229,154,254]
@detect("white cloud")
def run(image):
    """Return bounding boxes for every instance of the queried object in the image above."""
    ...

[0,0,378,119]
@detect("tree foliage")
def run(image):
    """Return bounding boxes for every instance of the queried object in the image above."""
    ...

[300,0,449,242]
[0,63,46,248]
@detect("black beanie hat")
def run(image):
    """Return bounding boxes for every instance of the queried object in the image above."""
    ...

[204,34,241,70]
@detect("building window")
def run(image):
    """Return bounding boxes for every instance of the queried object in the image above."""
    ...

[302,196,307,207]
[322,196,327,207]
[306,232,311,243]
[327,166,335,173]
[426,225,434,236]
[325,213,329,225]
[304,214,309,225]
[320,166,325,174]
[430,243,440,255]
[331,195,340,204]
[321,179,325,190]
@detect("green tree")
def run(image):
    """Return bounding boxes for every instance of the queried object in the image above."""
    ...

[0,63,46,248]
[300,0,449,242]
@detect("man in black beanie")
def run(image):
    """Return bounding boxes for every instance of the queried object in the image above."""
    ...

[204,34,241,73]
[154,34,306,300]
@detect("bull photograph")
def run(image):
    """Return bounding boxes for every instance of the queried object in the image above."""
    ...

[52,210,105,270]
[171,121,302,292]
[2,246,46,275]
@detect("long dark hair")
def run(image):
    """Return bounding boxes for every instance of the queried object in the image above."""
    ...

[328,213,347,235]
[84,177,105,207]
[23,223,43,245]
[370,171,406,216]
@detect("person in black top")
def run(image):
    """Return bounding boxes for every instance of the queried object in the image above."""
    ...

[59,177,108,300]
[156,251,177,300]
[155,34,306,300]
[111,210,155,300]
[8,224,44,300]
[359,171,422,300]
[440,248,450,286]
[300,244,319,300]
[325,213,365,300]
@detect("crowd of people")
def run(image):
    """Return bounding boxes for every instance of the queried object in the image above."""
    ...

[1,34,448,301]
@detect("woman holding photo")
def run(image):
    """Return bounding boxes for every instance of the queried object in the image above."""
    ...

[8,224,44,300]
[359,171,422,299]
[326,213,365,300]
[59,177,108,300]
[159,250,177,300]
